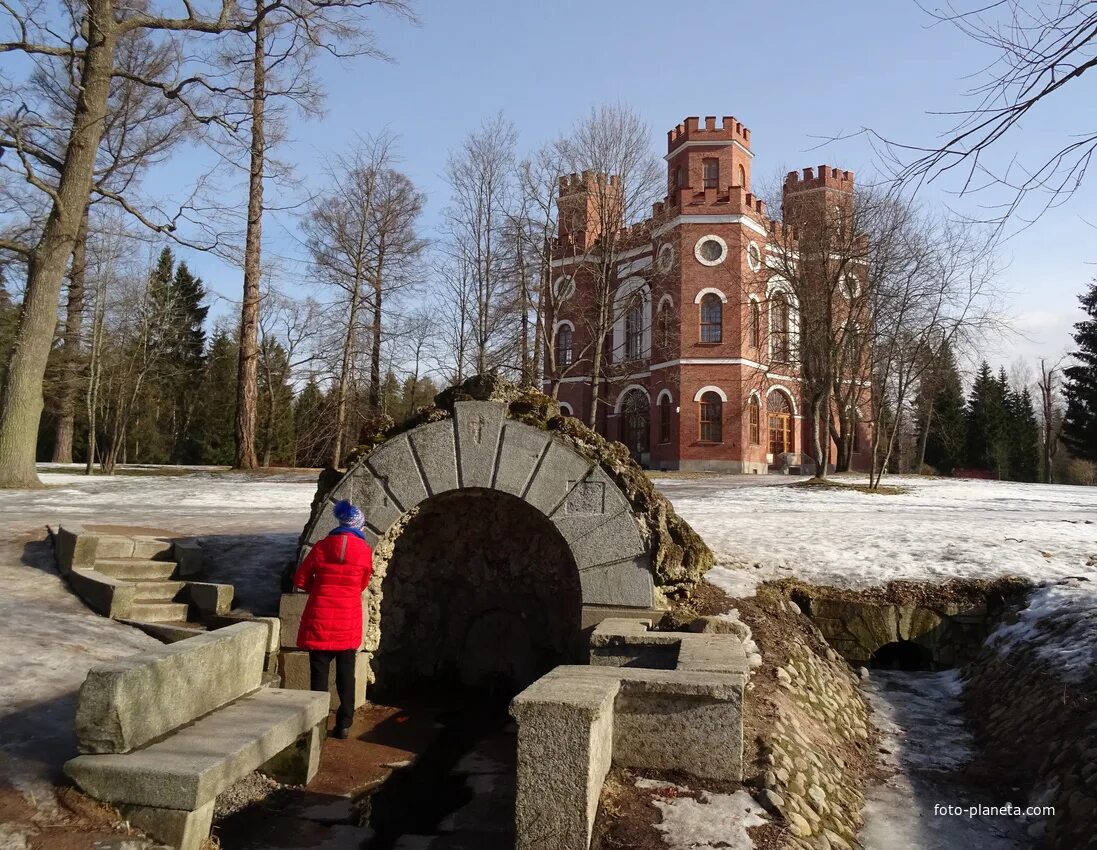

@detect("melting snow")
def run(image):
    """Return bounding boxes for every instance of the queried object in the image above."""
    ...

[637,779,769,849]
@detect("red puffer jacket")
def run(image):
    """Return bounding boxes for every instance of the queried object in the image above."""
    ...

[293,530,373,651]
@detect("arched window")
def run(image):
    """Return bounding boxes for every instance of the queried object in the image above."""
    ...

[749,299,761,348]
[768,392,792,456]
[699,391,723,443]
[658,300,674,349]
[771,292,791,362]
[738,163,747,189]
[700,293,722,343]
[624,303,644,360]
[621,389,650,459]
[555,323,573,368]
[658,393,673,443]
[748,395,761,445]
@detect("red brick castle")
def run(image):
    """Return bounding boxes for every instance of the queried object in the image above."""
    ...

[547,115,872,473]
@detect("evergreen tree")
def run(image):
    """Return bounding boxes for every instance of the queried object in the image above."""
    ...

[1062,280,1097,461]
[193,331,238,465]
[1007,387,1041,482]
[164,260,209,463]
[921,344,966,475]
[966,362,998,471]
[379,369,401,416]
[293,379,332,468]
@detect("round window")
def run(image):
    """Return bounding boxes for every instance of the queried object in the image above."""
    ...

[554,276,576,300]
[694,235,728,267]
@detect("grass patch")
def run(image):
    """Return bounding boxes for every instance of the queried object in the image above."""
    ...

[791,477,908,495]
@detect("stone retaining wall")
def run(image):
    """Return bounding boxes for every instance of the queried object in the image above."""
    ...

[718,591,875,850]
[964,639,1097,848]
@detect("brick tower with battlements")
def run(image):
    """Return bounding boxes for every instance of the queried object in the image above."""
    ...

[547,115,872,474]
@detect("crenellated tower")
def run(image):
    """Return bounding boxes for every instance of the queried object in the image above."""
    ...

[781,165,856,237]
[557,171,623,250]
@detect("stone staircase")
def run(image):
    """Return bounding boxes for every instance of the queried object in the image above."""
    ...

[53,522,233,625]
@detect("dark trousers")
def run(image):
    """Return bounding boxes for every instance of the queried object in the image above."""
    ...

[308,649,357,729]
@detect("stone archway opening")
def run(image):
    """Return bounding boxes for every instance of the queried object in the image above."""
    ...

[869,639,934,671]
[370,488,583,700]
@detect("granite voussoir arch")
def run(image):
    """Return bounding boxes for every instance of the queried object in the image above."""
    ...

[303,400,656,610]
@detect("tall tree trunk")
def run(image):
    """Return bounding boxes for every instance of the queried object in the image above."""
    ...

[332,283,361,467]
[234,14,265,471]
[0,0,116,488]
[53,208,91,463]
[917,405,933,472]
[368,282,382,411]
[262,356,275,468]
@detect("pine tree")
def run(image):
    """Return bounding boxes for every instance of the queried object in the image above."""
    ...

[1007,387,1041,482]
[922,344,966,475]
[193,331,238,465]
[258,340,295,467]
[1062,280,1097,461]
[966,362,997,471]
[164,261,209,463]
[293,379,332,468]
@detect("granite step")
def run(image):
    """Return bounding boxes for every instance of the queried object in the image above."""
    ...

[128,602,190,623]
[94,559,177,580]
[132,580,185,602]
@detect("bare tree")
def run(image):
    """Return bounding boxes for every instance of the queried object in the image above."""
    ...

[0,0,261,488]
[874,1,1097,227]
[226,0,416,471]
[865,211,1002,488]
[555,104,664,428]
[1037,356,1066,482]
[442,113,519,377]
[302,136,423,466]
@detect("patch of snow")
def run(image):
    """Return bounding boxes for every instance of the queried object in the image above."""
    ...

[661,475,1097,684]
[639,779,768,850]
[985,578,1097,685]
[860,670,1028,850]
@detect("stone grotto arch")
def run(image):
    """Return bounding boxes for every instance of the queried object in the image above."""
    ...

[298,386,712,695]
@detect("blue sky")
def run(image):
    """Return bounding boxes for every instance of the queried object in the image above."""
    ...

[160,0,1096,376]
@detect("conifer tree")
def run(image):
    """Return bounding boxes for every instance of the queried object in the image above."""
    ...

[293,379,332,468]
[922,344,966,475]
[194,332,239,465]
[164,261,209,463]
[1062,280,1097,462]
[1007,387,1041,482]
[965,361,997,471]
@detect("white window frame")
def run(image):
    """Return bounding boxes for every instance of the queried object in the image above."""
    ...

[694,234,728,267]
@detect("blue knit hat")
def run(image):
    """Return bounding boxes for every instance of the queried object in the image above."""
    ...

[333,499,365,529]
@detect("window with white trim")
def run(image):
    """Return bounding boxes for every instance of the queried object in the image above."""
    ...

[555,323,573,367]
[699,392,723,443]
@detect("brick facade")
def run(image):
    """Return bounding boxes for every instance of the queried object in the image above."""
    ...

[549,115,872,474]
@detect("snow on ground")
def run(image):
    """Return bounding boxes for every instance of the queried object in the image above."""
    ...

[658,475,1097,593]
[984,580,1097,686]
[636,779,769,849]
[0,465,318,816]
[859,670,1028,849]
[659,475,1097,683]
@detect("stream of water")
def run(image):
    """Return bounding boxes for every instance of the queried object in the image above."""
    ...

[859,670,1030,850]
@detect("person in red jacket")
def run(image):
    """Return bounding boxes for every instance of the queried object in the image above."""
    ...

[293,499,373,738]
